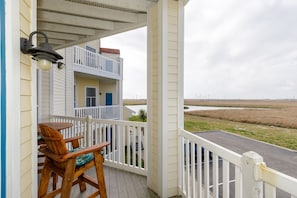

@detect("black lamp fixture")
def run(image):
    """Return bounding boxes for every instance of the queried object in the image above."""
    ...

[20,31,63,70]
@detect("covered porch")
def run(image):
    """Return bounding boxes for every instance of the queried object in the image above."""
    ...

[3,0,297,197]
[33,0,187,196]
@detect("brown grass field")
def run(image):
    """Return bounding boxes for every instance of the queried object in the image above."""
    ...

[184,99,297,129]
[124,99,297,129]
[124,99,297,149]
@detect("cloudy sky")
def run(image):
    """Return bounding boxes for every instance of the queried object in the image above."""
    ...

[101,0,297,99]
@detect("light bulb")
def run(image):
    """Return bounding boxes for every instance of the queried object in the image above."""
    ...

[38,59,52,70]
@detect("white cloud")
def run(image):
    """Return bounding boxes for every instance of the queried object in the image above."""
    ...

[102,0,297,99]
[184,0,297,99]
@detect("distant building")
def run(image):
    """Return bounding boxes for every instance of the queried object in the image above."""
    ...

[38,40,123,122]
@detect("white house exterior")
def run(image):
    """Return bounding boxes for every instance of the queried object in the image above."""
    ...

[37,40,123,122]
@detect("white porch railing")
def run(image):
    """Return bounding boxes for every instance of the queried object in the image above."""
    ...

[179,129,297,198]
[45,117,297,197]
[73,46,120,75]
[50,115,147,176]
[74,105,121,120]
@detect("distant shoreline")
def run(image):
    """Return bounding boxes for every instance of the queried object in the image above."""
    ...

[124,99,297,108]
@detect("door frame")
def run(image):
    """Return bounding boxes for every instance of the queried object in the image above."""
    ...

[0,0,6,195]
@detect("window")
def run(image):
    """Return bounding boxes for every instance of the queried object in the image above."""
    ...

[86,87,96,107]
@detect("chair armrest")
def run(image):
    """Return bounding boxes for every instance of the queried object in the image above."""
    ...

[64,135,84,149]
[64,135,84,143]
[39,142,109,162]
[63,142,109,159]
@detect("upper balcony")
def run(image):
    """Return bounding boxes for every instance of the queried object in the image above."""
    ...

[72,46,122,80]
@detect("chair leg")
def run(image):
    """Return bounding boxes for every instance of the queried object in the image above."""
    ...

[78,174,87,192]
[94,152,107,198]
[60,158,76,198]
[52,172,58,190]
[38,159,52,198]
[38,154,57,191]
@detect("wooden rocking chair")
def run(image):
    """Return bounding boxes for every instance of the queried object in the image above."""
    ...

[38,124,109,198]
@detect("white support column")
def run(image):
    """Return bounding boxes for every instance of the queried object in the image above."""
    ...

[177,0,185,194]
[147,0,185,197]
[241,151,264,198]
[159,1,168,197]
[5,0,21,197]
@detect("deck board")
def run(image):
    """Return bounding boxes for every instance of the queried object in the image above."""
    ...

[39,166,159,198]
[113,168,127,198]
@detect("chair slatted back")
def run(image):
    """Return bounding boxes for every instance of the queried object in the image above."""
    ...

[39,124,68,155]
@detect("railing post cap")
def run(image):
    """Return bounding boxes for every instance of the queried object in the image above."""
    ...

[242,151,264,164]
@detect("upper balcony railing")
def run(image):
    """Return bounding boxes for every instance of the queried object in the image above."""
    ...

[74,105,121,120]
[72,46,121,77]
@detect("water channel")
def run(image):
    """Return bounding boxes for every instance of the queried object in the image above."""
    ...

[125,105,242,115]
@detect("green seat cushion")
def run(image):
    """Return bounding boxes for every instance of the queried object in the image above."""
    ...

[70,148,94,167]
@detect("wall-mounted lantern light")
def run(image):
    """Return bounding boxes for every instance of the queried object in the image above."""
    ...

[20,31,63,70]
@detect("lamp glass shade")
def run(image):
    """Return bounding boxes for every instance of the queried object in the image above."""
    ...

[38,59,52,70]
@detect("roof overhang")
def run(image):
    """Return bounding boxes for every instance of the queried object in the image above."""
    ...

[37,0,150,49]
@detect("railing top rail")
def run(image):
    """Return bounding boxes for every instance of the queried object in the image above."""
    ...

[88,117,147,127]
[179,128,242,166]
[51,114,146,127]
[257,163,297,196]
[50,115,87,122]
[74,105,120,110]
[74,46,120,63]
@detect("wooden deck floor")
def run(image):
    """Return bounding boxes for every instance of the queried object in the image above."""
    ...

[39,166,159,198]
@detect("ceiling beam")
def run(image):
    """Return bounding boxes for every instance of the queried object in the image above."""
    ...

[39,31,82,41]
[38,10,114,30]
[38,22,97,36]
[53,18,146,50]
[39,38,66,45]
[72,0,147,12]
[38,0,139,23]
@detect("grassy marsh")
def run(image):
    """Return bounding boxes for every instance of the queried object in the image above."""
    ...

[125,99,297,150]
[184,99,297,150]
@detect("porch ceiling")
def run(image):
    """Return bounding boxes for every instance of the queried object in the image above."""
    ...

[37,0,149,50]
